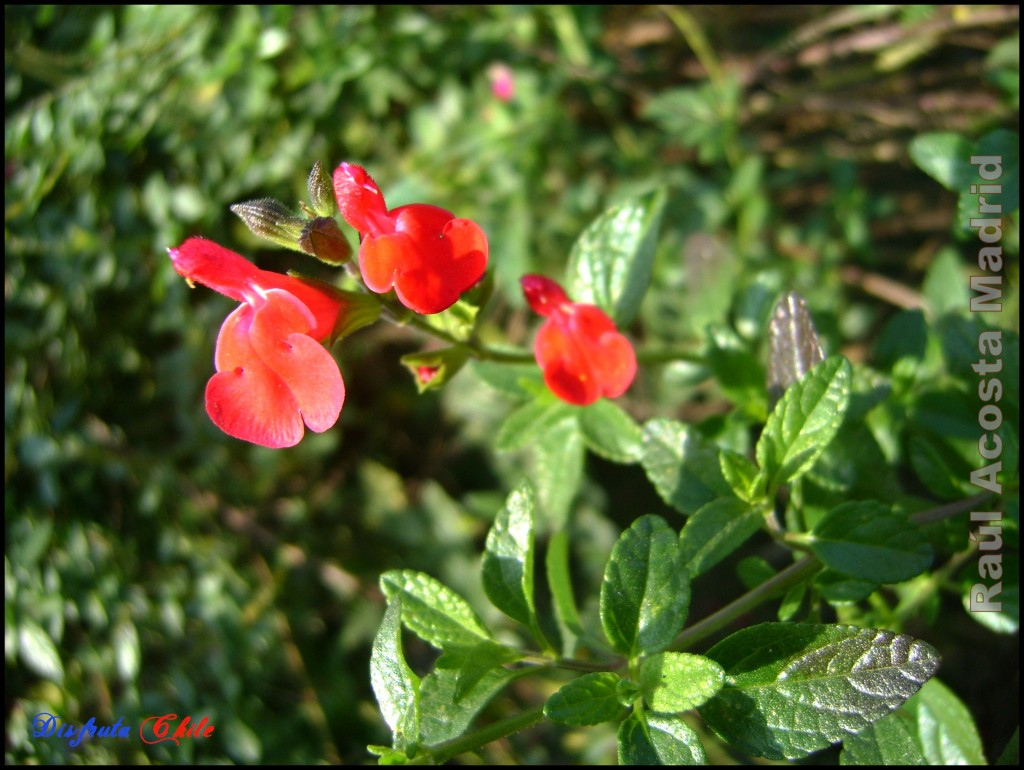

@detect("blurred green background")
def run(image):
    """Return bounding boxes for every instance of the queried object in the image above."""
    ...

[5,5,1018,764]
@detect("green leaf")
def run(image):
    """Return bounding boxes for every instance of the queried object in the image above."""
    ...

[370,598,420,752]
[810,501,934,583]
[367,745,410,765]
[482,482,537,627]
[719,448,764,503]
[699,623,940,759]
[909,132,974,191]
[544,672,626,726]
[910,130,1019,233]
[678,497,762,577]
[640,652,725,713]
[546,529,585,653]
[997,726,1019,765]
[565,188,666,325]
[815,568,879,604]
[756,356,852,491]
[922,247,969,318]
[600,515,690,658]
[435,641,521,703]
[18,620,64,684]
[900,678,987,765]
[469,361,545,399]
[641,419,732,515]
[840,710,927,765]
[418,660,521,747]
[495,399,573,452]
[617,710,708,765]
[578,399,644,463]
[705,325,768,420]
[380,570,493,650]
[777,584,805,621]
[531,416,585,530]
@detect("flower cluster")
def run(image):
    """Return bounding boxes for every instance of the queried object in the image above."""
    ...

[170,163,636,447]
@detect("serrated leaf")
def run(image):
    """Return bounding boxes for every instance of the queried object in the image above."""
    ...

[544,672,625,726]
[600,515,690,658]
[641,419,733,515]
[678,497,762,577]
[617,710,708,765]
[565,188,666,325]
[767,291,825,409]
[482,482,537,627]
[380,570,493,650]
[900,678,987,765]
[531,416,585,530]
[371,598,420,751]
[578,399,644,463]
[756,356,852,491]
[435,641,521,703]
[840,710,926,765]
[699,623,940,760]
[18,620,63,684]
[810,501,934,583]
[418,661,521,747]
[718,448,764,503]
[640,652,725,713]
[495,399,573,452]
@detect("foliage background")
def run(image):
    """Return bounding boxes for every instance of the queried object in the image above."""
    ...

[5,5,1018,764]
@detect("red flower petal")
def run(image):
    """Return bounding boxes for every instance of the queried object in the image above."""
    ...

[524,278,636,405]
[205,290,344,448]
[520,274,570,317]
[169,238,260,303]
[170,237,345,343]
[359,209,488,315]
[535,319,601,405]
[334,163,489,315]
[333,162,393,235]
[247,289,344,434]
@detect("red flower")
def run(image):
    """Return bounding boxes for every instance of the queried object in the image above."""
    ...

[521,275,637,406]
[169,237,347,448]
[333,163,488,315]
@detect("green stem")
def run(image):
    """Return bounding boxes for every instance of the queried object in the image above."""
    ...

[425,705,546,764]
[672,555,823,651]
